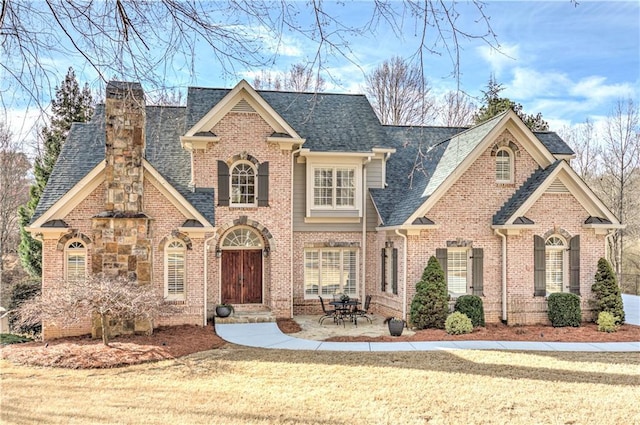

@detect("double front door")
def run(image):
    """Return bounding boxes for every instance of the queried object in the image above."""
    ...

[221,249,262,304]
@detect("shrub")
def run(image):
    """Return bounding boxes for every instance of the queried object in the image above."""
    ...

[547,293,582,327]
[445,312,473,335]
[410,256,449,329]
[454,295,485,327]
[7,279,41,336]
[597,311,619,333]
[591,258,625,325]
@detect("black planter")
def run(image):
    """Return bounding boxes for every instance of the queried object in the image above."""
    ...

[387,320,404,336]
[216,305,232,318]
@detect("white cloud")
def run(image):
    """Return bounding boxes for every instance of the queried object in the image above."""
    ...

[476,43,520,77]
[507,68,571,100]
[569,76,635,102]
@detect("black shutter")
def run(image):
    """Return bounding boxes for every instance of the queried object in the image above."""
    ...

[392,248,398,295]
[471,248,484,296]
[257,161,269,207]
[534,235,546,296]
[436,248,448,283]
[217,161,229,206]
[381,248,386,291]
[569,235,581,295]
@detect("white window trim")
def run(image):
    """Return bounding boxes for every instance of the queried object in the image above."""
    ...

[230,160,257,208]
[304,248,359,299]
[305,158,362,219]
[65,239,87,282]
[165,239,186,301]
[496,147,514,183]
[545,235,567,295]
[447,248,470,298]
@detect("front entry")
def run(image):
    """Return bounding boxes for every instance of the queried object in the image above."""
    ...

[221,250,263,304]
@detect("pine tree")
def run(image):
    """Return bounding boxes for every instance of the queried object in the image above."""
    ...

[18,67,93,278]
[473,75,549,131]
[591,258,625,325]
[410,256,449,329]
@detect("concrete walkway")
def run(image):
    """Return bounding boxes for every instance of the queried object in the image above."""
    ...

[215,295,640,352]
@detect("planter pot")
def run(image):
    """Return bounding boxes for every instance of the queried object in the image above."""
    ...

[216,305,233,318]
[387,320,404,336]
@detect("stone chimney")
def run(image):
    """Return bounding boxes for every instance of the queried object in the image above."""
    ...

[92,82,151,285]
[104,81,146,214]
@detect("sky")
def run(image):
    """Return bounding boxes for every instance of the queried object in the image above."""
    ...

[2,1,639,144]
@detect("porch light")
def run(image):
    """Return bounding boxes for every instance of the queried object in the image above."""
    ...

[263,247,270,257]
[215,247,222,258]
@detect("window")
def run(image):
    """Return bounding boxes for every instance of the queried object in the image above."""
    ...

[165,240,186,300]
[496,148,513,182]
[436,247,484,298]
[545,236,566,295]
[304,248,358,298]
[231,161,256,206]
[447,249,468,296]
[381,246,398,295]
[313,167,355,207]
[534,234,580,297]
[221,227,263,248]
[65,240,86,281]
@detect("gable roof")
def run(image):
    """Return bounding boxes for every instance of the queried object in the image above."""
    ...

[32,105,215,226]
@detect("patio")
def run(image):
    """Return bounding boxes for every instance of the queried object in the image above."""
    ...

[291,314,415,340]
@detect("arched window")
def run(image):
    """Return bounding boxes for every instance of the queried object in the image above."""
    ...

[230,161,256,206]
[65,240,86,281]
[221,227,263,248]
[545,236,566,294]
[165,240,186,300]
[496,148,513,182]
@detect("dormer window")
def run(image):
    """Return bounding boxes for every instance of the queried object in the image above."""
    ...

[496,148,513,183]
[231,161,256,206]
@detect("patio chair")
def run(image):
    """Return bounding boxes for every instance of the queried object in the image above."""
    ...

[318,296,337,325]
[352,294,373,324]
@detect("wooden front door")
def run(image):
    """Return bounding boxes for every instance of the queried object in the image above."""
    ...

[221,250,263,304]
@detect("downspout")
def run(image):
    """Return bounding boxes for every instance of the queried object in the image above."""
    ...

[395,229,408,320]
[291,147,302,318]
[494,229,508,323]
[362,156,371,301]
[203,234,217,326]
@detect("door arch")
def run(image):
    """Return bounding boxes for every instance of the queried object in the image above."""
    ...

[219,226,263,304]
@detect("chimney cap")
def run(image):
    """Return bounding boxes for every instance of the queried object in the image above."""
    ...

[106,81,144,100]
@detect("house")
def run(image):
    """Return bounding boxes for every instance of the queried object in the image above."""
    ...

[27,80,623,339]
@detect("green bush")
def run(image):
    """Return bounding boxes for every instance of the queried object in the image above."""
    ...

[445,312,473,335]
[410,256,449,329]
[591,258,625,325]
[597,311,618,333]
[454,295,485,327]
[547,293,582,327]
[0,334,33,345]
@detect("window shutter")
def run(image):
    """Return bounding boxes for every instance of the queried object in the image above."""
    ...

[534,235,546,296]
[257,161,269,207]
[217,161,229,206]
[380,248,386,291]
[436,248,448,283]
[569,235,580,295]
[471,248,484,296]
[392,248,398,295]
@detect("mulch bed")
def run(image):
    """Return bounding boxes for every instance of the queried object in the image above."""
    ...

[1,319,637,369]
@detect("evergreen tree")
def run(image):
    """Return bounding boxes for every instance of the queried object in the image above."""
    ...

[591,258,625,325]
[473,75,549,131]
[410,256,449,329]
[18,67,93,278]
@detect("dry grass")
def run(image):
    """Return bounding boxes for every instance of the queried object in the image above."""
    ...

[1,346,639,425]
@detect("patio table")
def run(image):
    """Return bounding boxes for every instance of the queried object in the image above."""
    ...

[329,299,361,326]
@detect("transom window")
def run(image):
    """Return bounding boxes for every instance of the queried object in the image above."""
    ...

[545,236,566,294]
[304,248,358,298]
[496,148,513,182]
[165,240,186,299]
[231,161,256,206]
[313,167,355,207]
[222,227,263,248]
[447,249,468,296]
[65,240,86,282]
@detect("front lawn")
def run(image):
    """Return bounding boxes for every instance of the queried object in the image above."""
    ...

[1,347,638,424]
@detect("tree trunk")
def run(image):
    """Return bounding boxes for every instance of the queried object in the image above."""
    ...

[100,313,110,346]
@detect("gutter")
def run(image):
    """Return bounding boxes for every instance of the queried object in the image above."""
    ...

[395,229,408,320]
[494,229,508,322]
[291,146,303,318]
[362,156,371,302]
